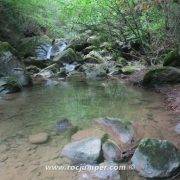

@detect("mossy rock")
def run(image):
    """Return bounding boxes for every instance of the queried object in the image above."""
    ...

[143,67,180,86]
[131,138,180,178]
[0,77,21,94]
[0,41,16,54]
[163,50,180,67]
[53,48,83,64]
[121,66,137,75]
[18,35,52,58]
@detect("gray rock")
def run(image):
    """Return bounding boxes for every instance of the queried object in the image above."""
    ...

[131,138,180,178]
[95,117,134,147]
[61,137,101,164]
[78,161,121,180]
[102,140,122,162]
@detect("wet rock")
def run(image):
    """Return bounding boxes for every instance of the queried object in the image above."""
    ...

[23,57,51,69]
[26,65,41,75]
[131,138,180,178]
[81,63,107,79]
[78,161,121,180]
[45,79,59,86]
[56,118,74,133]
[95,117,134,149]
[61,137,101,164]
[36,69,54,79]
[175,123,180,134]
[102,140,122,162]
[29,132,49,144]
[53,48,83,64]
[163,50,180,67]
[0,77,21,94]
[67,71,86,82]
[143,67,180,86]
[71,128,106,142]
[18,35,52,58]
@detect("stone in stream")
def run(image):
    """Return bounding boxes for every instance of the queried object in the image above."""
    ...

[102,140,122,163]
[56,118,75,133]
[78,161,121,180]
[29,132,49,144]
[61,137,102,164]
[131,138,180,178]
[95,117,135,149]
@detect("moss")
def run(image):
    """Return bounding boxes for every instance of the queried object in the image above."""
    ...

[163,50,180,67]
[54,48,83,63]
[18,35,52,57]
[138,139,179,170]
[143,67,180,86]
[0,41,16,54]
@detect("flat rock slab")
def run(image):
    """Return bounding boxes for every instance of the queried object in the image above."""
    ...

[71,128,105,141]
[95,117,134,149]
[61,137,101,164]
[131,138,180,178]
[29,132,49,144]
[78,161,121,180]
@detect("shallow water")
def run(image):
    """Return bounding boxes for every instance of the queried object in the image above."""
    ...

[0,79,179,180]
[0,80,166,138]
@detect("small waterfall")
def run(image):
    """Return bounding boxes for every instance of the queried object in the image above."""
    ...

[64,63,76,73]
[46,46,52,60]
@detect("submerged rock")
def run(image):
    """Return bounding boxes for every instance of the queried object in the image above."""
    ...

[78,161,121,180]
[95,117,134,148]
[61,137,101,164]
[29,132,49,144]
[131,138,180,178]
[56,118,74,133]
[102,140,122,162]
[143,67,180,86]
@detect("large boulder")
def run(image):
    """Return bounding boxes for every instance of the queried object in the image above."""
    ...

[18,35,52,59]
[143,67,180,86]
[0,41,32,88]
[131,138,180,178]
[163,50,180,67]
[78,161,121,180]
[95,117,135,150]
[53,48,83,64]
[61,137,102,164]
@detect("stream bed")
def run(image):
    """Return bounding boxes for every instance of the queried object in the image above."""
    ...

[0,79,179,180]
